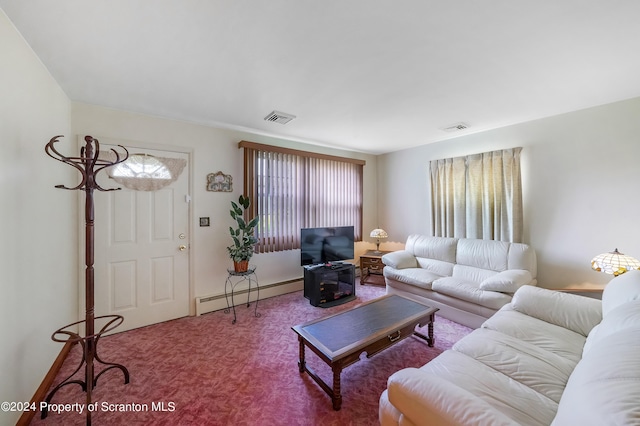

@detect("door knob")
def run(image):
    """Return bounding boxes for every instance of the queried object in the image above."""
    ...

[179,245,187,251]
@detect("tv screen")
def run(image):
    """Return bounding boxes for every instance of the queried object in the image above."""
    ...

[300,226,355,266]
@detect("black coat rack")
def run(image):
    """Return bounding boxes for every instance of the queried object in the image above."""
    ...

[42,135,130,425]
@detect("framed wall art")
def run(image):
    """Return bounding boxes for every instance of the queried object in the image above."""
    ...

[206,171,232,192]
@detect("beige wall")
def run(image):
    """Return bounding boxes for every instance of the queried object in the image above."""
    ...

[72,103,379,307]
[377,97,640,288]
[0,10,75,425]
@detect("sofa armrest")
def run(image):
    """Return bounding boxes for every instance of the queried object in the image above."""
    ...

[511,285,602,336]
[381,250,417,269]
[386,368,519,426]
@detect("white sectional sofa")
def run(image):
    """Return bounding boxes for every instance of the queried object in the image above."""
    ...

[382,235,537,328]
[379,270,640,426]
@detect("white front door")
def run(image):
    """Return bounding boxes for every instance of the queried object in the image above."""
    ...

[92,144,190,332]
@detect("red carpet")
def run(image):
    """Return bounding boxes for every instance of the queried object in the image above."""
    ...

[31,282,471,425]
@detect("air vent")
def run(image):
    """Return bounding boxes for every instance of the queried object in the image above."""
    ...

[264,110,296,125]
[441,122,470,132]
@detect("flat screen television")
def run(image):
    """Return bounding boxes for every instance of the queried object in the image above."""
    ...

[300,226,355,266]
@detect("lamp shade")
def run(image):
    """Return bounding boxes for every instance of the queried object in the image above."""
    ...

[370,229,388,239]
[591,248,640,276]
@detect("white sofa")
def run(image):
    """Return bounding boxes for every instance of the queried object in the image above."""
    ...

[382,235,537,328]
[379,270,640,426]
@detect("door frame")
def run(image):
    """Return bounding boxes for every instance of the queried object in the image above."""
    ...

[75,135,195,326]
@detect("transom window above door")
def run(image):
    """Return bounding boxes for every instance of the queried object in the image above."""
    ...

[106,152,187,191]
[111,154,172,179]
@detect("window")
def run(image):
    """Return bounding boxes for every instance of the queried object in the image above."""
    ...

[430,147,523,242]
[111,154,172,179]
[240,141,364,253]
[106,153,187,191]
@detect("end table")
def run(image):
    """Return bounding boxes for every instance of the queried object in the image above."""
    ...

[360,250,391,285]
[556,284,604,299]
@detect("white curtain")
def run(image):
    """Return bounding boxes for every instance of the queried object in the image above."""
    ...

[430,147,523,243]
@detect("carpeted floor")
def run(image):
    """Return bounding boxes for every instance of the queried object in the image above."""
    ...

[31,281,471,425]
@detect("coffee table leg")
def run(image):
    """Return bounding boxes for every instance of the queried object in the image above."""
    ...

[332,364,342,411]
[298,337,306,373]
[414,314,436,347]
[427,315,435,347]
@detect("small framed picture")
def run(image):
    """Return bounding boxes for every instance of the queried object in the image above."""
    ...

[206,171,232,192]
[199,217,210,227]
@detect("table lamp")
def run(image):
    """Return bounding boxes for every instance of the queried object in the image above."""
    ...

[591,248,640,276]
[370,228,388,253]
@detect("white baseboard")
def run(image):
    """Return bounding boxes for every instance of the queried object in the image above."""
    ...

[195,278,304,316]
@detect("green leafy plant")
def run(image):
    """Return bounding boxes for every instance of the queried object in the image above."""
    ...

[227,195,259,263]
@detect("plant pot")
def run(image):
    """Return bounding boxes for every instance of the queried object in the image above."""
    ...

[233,260,249,273]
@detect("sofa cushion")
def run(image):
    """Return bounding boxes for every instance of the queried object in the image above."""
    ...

[482,306,585,364]
[383,267,444,289]
[385,368,522,426]
[479,269,532,293]
[601,269,640,316]
[511,285,601,337]
[456,238,509,271]
[415,258,455,276]
[432,277,512,310]
[453,328,574,403]
[583,299,640,356]
[419,350,558,426]
[507,243,537,278]
[405,234,457,263]
[552,329,640,426]
[451,264,496,284]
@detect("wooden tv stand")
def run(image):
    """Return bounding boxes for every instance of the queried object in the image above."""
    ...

[303,263,356,307]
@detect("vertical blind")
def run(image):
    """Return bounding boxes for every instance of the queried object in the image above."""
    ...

[240,141,364,253]
[430,147,523,243]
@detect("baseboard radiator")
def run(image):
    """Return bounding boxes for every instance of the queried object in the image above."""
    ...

[195,277,303,316]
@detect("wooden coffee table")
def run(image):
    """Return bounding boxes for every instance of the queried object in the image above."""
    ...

[291,294,438,410]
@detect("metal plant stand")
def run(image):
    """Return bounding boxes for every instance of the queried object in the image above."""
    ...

[42,135,130,425]
[224,266,261,324]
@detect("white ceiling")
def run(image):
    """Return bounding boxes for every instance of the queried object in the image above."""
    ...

[3,1,640,154]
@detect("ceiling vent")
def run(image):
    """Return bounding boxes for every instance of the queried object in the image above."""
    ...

[264,110,296,125]
[441,122,470,132]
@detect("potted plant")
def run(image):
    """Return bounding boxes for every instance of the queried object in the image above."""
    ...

[227,195,259,272]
